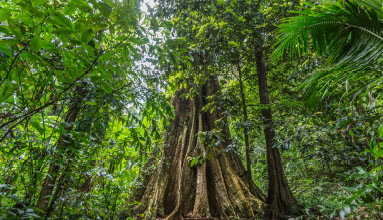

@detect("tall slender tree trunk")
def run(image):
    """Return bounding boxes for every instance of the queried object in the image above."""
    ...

[131,76,266,220]
[255,46,300,219]
[37,86,86,215]
[237,63,253,195]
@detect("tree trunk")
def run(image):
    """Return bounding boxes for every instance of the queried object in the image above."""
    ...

[131,76,266,219]
[255,47,300,219]
[37,86,86,215]
[237,63,253,195]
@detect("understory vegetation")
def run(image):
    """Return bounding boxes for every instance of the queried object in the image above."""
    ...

[0,0,382,219]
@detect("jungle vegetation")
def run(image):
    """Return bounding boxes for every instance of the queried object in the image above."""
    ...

[0,0,382,219]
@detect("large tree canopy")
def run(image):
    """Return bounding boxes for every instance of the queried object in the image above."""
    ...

[0,0,382,219]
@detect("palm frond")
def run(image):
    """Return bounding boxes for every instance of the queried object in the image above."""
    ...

[272,0,383,103]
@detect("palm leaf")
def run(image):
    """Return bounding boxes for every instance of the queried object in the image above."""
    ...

[273,0,383,103]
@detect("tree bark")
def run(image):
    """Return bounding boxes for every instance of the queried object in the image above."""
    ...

[255,46,300,219]
[131,76,266,219]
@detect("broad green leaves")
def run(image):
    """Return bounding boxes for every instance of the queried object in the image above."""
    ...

[29,37,42,51]
[81,29,94,43]
[0,7,10,21]
[0,0,171,218]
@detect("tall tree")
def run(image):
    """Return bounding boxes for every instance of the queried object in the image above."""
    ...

[131,76,266,219]
[145,0,301,218]
[255,41,300,218]
[236,62,253,195]
[212,0,301,217]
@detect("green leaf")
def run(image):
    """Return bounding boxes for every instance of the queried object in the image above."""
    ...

[70,0,92,12]
[25,213,41,218]
[68,146,79,155]
[32,0,45,6]
[129,37,141,45]
[41,42,55,49]
[122,46,129,60]
[228,41,239,47]
[100,81,112,94]
[163,21,173,28]
[86,101,97,105]
[273,0,383,102]
[129,0,135,8]
[0,43,11,57]
[190,157,198,167]
[81,29,93,43]
[104,0,115,7]
[29,37,42,51]
[347,188,365,203]
[31,121,44,135]
[0,8,10,22]
[0,26,10,35]
[142,116,150,128]
[62,122,72,129]
[51,10,73,29]
[116,35,126,41]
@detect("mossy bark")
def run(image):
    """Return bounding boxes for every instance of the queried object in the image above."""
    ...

[132,77,266,219]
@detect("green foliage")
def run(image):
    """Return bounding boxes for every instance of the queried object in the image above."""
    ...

[274,0,383,102]
[271,2,383,216]
[0,0,170,219]
[0,0,382,219]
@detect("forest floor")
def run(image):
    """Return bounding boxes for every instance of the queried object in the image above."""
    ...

[156,218,257,220]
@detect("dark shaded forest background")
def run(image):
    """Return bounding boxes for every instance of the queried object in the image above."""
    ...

[0,0,382,219]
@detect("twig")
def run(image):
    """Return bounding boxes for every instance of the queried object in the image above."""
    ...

[337,183,351,196]
[0,41,30,88]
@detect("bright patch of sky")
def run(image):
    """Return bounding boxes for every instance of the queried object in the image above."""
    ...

[140,0,155,13]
